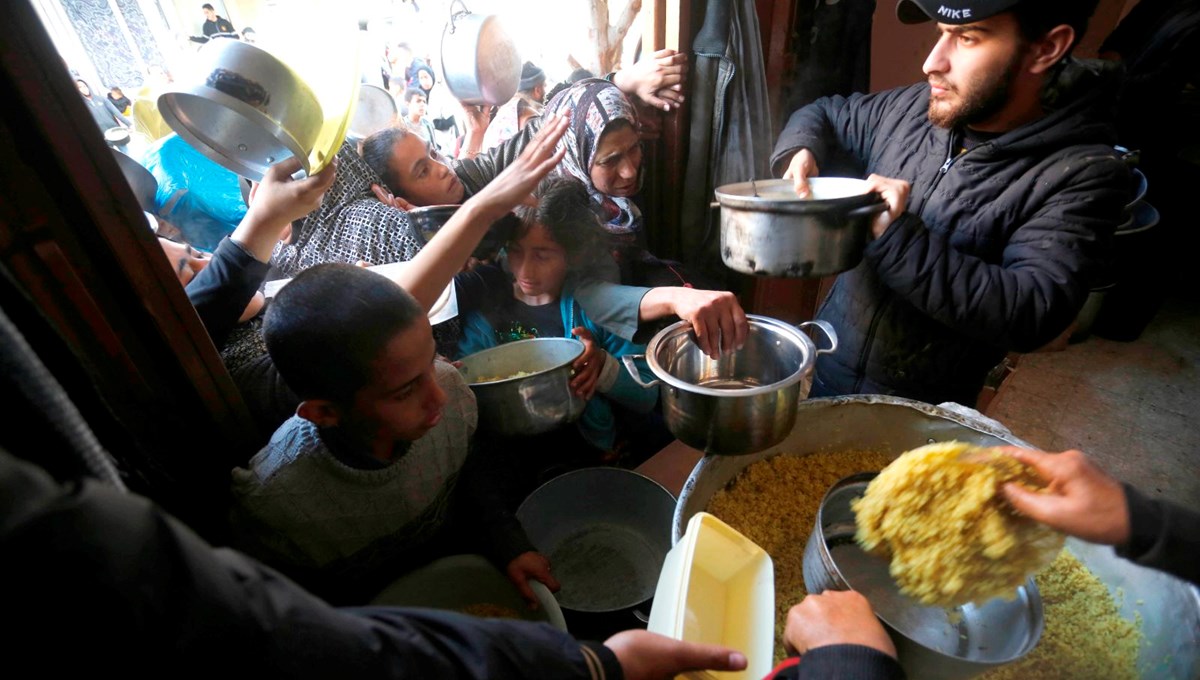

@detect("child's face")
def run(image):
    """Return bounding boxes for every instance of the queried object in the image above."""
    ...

[343,317,448,447]
[507,224,568,300]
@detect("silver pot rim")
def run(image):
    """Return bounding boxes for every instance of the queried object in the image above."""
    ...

[459,337,583,386]
[714,178,884,214]
[643,314,816,397]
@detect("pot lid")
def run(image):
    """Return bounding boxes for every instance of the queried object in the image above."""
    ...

[714,178,881,212]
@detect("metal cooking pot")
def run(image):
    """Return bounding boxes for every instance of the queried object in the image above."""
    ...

[458,337,585,436]
[347,83,396,141]
[675,395,1200,680]
[715,178,886,278]
[804,473,1043,680]
[158,39,324,181]
[111,151,158,213]
[622,315,836,455]
[516,468,676,636]
[439,0,521,106]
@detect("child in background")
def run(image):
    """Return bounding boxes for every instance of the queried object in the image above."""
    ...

[453,176,661,466]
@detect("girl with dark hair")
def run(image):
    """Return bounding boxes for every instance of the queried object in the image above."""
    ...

[453,176,661,462]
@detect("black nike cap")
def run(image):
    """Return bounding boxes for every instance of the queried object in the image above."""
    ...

[895,0,1024,25]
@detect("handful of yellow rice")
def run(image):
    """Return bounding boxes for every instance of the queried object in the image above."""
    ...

[853,441,1064,607]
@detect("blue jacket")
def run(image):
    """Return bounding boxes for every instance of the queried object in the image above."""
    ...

[456,287,657,451]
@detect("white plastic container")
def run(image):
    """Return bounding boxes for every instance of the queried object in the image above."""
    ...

[648,512,774,680]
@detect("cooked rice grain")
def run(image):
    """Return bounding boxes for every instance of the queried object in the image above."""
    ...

[853,441,1064,607]
[707,450,893,660]
[982,550,1141,679]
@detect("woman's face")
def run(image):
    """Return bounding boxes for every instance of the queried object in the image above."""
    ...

[388,133,464,206]
[417,70,433,91]
[589,122,642,197]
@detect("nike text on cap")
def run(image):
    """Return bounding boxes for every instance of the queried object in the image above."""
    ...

[895,0,1024,24]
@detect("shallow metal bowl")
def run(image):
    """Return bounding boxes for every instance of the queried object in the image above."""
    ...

[458,337,585,436]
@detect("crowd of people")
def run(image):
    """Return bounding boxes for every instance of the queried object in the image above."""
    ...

[22,0,1198,676]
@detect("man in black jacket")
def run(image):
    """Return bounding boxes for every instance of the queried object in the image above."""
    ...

[774,0,1130,405]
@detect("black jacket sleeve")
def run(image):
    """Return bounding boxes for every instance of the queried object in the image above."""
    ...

[0,448,620,679]
[1118,483,1200,585]
[860,143,1126,352]
[768,645,906,680]
[185,237,269,348]
[770,89,909,177]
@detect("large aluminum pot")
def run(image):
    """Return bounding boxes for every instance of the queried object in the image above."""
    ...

[458,337,585,436]
[439,0,521,106]
[159,39,324,181]
[675,395,1200,680]
[804,472,1043,680]
[715,178,886,278]
[622,315,836,455]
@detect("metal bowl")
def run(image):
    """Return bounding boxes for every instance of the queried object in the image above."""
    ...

[804,473,1043,680]
[458,337,585,436]
[623,316,836,455]
[715,178,886,278]
[158,39,324,181]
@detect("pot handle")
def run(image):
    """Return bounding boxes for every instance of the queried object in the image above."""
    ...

[846,198,889,219]
[798,320,838,356]
[632,608,650,624]
[622,354,661,389]
[448,0,470,32]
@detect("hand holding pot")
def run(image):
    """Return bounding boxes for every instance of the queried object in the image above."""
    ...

[642,288,748,359]
[783,590,896,659]
[999,447,1131,546]
[241,156,337,261]
[570,327,602,399]
[863,174,910,239]
[783,148,820,198]
[505,551,560,607]
[604,629,746,680]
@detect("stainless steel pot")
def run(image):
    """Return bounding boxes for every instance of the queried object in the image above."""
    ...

[347,83,396,141]
[516,468,676,630]
[158,39,324,181]
[715,178,886,278]
[804,473,1043,680]
[111,150,158,213]
[674,395,1200,680]
[622,315,836,455]
[458,337,585,436]
[439,0,521,106]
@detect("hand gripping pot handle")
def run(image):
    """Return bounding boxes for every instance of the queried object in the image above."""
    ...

[622,354,661,388]
[797,319,838,355]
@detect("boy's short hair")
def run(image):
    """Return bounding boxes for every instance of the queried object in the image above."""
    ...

[264,263,424,404]
[360,126,415,193]
[513,176,608,272]
[202,3,214,11]
[404,87,426,104]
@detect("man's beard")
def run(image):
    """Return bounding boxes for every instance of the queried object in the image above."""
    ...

[927,52,1023,129]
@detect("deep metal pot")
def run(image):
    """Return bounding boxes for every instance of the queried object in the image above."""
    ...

[439,0,521,106]
[457,337,585,436]
[804,473,1043,680]
[622,315,836,455]
[516,468,677,638]
[674,395,1200,680]
[715,178,886,278]
[158,39,324,181]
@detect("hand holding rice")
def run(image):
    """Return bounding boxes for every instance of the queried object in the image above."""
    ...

[853,441,1063,607]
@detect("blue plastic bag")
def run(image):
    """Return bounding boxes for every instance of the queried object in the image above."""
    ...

[141,134,246,251]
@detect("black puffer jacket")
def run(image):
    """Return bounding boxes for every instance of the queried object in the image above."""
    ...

[772,60,1130,405]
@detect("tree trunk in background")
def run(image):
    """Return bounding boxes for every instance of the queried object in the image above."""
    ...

[588,0,643,73]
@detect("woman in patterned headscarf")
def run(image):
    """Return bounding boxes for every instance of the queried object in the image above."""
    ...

[542,78,690,289]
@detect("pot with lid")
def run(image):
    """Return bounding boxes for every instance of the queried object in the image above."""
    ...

[715,177,886,278]
[622,315,836,455]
